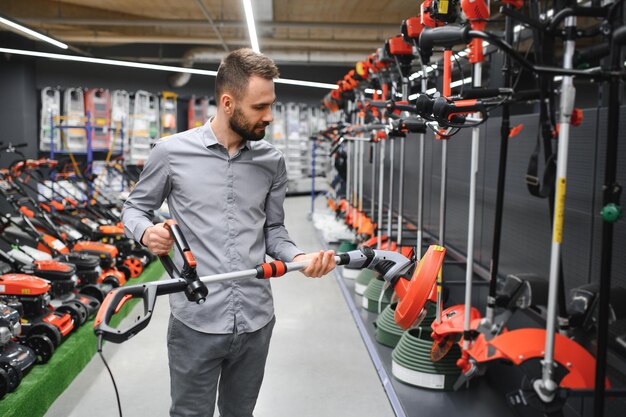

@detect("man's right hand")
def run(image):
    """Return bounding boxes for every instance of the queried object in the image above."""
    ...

[141,223,174,256]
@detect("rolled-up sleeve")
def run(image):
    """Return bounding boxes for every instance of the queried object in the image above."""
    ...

[264,155,304,261]
[122,141,172,244]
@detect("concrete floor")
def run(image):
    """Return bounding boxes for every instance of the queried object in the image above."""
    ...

[44,196,394,417]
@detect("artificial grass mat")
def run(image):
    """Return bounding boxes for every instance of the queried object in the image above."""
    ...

[0,260,165,417]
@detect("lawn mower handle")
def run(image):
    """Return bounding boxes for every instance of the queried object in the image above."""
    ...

[94,248,410,344]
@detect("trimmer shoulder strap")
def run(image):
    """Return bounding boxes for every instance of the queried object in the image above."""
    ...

[525,132,556,199]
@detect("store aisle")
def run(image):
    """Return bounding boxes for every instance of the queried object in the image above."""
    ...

[45,196,394,417]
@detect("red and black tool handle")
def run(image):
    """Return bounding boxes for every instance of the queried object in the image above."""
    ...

[159,219,208,304]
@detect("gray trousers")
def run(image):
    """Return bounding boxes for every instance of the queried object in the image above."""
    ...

[167,314,276,417]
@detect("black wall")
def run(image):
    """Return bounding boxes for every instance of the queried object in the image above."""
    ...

[361,107,626,296]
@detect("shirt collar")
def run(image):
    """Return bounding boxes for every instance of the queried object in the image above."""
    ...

[202,117,250,151]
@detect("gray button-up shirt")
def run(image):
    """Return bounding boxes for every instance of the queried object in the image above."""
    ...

[122,120,303,334]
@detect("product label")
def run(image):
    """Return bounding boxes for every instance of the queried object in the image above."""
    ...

[439,0,449,14]
[554,177,566,243]
[0,285,4,292]
[392,361,446,389]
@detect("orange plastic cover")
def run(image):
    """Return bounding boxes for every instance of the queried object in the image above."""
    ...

[41,234,70,254]
[99,225,124,235]
[0,273,51,295]
[431,304,482,340]
[487,328,610,389]
[99,268,127,286]
[44,311,73,336]
[34,260,73,272]
[388,36,413,56]
[405,17,424,38]
[51,201,66,211]
[94,289,117,328]
[19,206,35,218]
[74,241,119,257]
[183,251,197,267]
[461,0,490,28]
[394,245,446,330]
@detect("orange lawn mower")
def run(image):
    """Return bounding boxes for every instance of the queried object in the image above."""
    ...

[10,160,153,274]
[0,263,75,364]
[0,212,127,289]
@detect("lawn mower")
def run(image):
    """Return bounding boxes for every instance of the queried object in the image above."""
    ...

[9,161,153,273]
[0,263,72,357]
[0,213,127,289]
[0,302,37,397]
[0,245,101,319]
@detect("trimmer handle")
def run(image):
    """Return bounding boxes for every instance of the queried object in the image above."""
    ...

[160,219,209,304]
[336,246,413,283]
[95,282,159,344]
[94,278,187,344]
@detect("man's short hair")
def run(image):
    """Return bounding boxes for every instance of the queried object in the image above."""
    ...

[215,48,280,102]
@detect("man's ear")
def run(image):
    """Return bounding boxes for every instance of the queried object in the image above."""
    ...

[220,93,234,114]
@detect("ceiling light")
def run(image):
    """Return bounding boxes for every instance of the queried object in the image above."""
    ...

[274,78,338,89]
[242,0,260,53]
[0,47,338,90]
[0,14,68,49]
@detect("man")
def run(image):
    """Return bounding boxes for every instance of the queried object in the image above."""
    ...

[122,48,336,417]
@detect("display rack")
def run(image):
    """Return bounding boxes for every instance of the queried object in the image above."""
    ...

[47,112,125,175]
[268,102,330,194]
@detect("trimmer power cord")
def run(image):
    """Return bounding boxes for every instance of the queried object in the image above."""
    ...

[98,334,123,417]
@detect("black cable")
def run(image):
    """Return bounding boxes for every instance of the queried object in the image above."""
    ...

[98,335,123,417]
[512,39,535,91]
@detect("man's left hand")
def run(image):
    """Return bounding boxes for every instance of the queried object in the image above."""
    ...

[293,250,336,278]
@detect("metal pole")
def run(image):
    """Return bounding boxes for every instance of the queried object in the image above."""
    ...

[371,140,377,229]
[535,15,576,404]
[417,78,427,259]
[463,61,482,350]
[436,50,452,323]
[311,138,316,216]
[486,9,514,327]
[50,112,55,160]
[594,16,623,417]
[359,140,365,230]
[386,135,395,242]
[377,139,386,249]
[397,78,409,246]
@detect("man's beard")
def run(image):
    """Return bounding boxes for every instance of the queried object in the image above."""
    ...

[229,106,269,142]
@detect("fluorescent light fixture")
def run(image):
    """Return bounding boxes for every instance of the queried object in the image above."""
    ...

[456,50,468,58]
[408,93,419,100]
[0,15,68,49]
[364,88,383,95]
[0,47,338,90]
[450,77,473,88]
[274,78,338,89]
[554,75,563,82]
[242,0,260,53]
[426,87,437,94]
